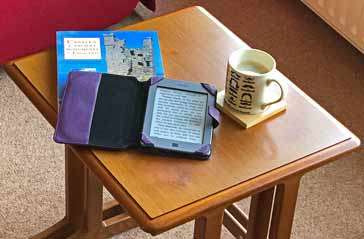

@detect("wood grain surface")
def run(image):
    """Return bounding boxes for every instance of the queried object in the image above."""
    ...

[93,7,353,218]
[9,6,355,218]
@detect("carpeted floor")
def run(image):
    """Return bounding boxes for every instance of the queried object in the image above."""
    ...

[1,1,364,238]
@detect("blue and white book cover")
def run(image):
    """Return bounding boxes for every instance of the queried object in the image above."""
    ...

[56,30,164,103]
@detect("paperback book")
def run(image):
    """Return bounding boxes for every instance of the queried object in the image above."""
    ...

[56,30,164,103]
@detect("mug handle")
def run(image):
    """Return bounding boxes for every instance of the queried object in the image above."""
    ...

[261,79,284,109]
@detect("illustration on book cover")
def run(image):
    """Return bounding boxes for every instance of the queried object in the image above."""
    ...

[104,33,154,81]
[56,30,164,103]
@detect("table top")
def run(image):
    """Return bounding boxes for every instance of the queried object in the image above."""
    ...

[5,6,360,233]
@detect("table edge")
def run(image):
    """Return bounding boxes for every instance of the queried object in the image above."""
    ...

[3,62,58,127]
[71,135,359,234]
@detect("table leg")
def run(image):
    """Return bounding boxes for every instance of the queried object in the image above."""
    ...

[31,145,138,239]
[194,209,225,239]
[223,204,248,238]
[269,176,301,239]
[30,146,87,239]
[84,169,104,236]
[66,165,104,239]
[247,187,275,239]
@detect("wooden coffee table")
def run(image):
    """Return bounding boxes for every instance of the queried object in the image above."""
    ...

[4,7,360,239]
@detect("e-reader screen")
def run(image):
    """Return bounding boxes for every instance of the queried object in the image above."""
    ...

[150,87,208,144]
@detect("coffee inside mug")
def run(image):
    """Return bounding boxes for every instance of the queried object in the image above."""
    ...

[229,49,276,76]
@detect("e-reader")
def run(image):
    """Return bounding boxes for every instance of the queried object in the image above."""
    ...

[141,77,220,159]
[54,72,220,159]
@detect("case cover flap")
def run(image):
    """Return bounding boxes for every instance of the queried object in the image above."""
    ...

[54,71,150,149]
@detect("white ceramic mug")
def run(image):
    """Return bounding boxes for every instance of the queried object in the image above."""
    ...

[224,48,285,114]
